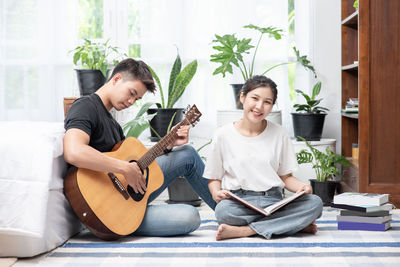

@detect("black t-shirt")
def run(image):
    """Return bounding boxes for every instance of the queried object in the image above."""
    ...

[64,94,125,152]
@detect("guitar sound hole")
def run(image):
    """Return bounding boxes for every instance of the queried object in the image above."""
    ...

[127,162,149,202]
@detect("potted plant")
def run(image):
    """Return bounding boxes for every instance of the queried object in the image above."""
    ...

[123,101,157,139]
[147,50,197,141]
[70,38,126,96]
[291,81,329,141]
[210,24,316,108]
[296,136,350,205]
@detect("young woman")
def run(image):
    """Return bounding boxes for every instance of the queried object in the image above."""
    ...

[204,75,323,241]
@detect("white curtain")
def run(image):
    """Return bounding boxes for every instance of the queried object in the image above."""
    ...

[0,0,78,121]
[1,0,296,139]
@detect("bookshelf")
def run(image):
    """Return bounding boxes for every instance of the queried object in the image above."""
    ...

[341,0,400,207]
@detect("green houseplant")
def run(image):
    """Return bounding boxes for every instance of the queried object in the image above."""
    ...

[296,136,350,205]
[291,81,329,141]
[210,24,316,108]
[70,38,126,96]
[146,50,198,140]
[122,101,157,139]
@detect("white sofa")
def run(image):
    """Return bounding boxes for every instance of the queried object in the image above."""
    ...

[0,121,82,257]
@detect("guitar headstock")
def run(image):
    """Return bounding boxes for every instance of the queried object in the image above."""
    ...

[184,104,202,127]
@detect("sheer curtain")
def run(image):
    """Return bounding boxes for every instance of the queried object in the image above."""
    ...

[1,0,294,139]
[0,0,78,121]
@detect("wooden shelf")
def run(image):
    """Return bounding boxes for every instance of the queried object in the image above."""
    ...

[341,113,358,119]
[342,10,358,28]
[341,62,359,71]
[341,0,400,207]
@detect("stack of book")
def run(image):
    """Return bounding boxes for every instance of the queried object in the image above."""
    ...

[341,98,359,113]
[331,192,392,231]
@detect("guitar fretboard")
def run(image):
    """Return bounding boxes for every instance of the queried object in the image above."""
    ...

[136,118,190,170]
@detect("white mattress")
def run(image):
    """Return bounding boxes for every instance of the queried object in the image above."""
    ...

[0,121,82,257]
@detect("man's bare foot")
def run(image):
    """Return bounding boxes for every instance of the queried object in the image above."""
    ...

[216,224,256,241]
[300,221,318,234]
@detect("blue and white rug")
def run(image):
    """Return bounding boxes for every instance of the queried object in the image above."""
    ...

[41,207,400,267]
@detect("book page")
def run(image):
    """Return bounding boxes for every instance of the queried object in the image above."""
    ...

[227,191,306,216]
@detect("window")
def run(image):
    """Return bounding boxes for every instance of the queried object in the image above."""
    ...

[1,0,299,137]
[0,0,141,120]
[78,0,104,39]
[76,0,141,58]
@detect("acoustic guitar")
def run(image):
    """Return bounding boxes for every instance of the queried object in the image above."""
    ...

[64,105,202,240]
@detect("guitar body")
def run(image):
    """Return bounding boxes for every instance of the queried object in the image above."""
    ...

[64,137,164,240]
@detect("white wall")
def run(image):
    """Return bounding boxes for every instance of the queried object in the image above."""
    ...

[296,0,342,152]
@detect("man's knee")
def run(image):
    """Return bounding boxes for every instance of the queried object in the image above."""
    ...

[176,204,201,233]
[175,145,198,160]
[174,145,203,169]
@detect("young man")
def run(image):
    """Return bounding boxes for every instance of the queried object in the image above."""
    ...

[64,58,216,236]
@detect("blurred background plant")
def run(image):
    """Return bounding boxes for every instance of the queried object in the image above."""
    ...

[70,38,127,78]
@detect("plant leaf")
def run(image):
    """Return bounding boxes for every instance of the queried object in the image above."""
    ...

[296,149,313,164]
[136,101,154,117]
[210,34,252,78]
[244,24,284,40]
[149,125,162,140]
[166,112,177,133]
[123,104,157,139]
[148,65,165,108]
[311,81,322,99]
[167,60,197,108]
[292,46,316,78]
[168,53,182,102]
[295,89,311,102]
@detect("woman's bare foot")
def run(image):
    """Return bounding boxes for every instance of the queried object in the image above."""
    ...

[216,224,256,241]
[300,221,318,234]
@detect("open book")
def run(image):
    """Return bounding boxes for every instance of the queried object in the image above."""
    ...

[227,190,306,216]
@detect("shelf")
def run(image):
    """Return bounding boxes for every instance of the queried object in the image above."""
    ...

[341,62,359,71]
[342,10,358,28]
[341,113,358,119]
[341,0,400,207]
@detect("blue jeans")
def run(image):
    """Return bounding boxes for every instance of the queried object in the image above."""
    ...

[134,145,216,236]
[215,187,323,239]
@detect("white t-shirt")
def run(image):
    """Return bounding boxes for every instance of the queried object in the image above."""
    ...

[203,120,298,191]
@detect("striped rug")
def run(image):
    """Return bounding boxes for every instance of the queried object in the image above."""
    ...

[41,207,400,267]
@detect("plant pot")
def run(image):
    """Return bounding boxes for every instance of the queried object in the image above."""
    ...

[147,108,184,141]
[75,69,108,96]
[291,113,326,141]
[166,177,201,206]
[230,84,243,109]
[309,179,338,206]
[63,97,78,118]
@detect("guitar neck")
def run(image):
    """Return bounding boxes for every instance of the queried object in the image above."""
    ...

[137,118,190,170]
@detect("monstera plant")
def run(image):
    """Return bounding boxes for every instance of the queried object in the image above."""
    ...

[210,24,315,108]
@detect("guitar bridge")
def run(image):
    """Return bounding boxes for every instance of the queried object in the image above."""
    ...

[108,173,129,200]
